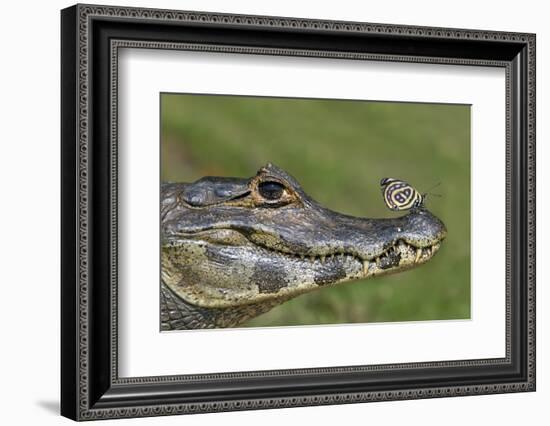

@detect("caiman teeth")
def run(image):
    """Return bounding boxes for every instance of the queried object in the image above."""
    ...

[243,237,439,268]
[415,248,422,263]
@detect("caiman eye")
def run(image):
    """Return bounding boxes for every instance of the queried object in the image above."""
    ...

[258,181,285,200]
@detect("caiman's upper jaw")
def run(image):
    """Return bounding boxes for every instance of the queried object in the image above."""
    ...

[164,207,446,280]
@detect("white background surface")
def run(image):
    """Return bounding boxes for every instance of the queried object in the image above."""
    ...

[0,0,547,425]
[119,50,506,377]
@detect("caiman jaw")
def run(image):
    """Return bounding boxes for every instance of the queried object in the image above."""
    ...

[174,229,444,276]
[162,218,445,310]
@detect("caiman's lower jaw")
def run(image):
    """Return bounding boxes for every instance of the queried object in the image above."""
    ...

[165,228,443,279]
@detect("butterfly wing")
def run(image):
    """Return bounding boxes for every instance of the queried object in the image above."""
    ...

[381,178,423,211]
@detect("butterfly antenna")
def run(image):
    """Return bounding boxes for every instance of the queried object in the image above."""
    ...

[423,181,441,194]
[422,182,443,201]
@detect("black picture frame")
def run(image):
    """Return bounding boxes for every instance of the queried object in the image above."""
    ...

[61,3,536,421]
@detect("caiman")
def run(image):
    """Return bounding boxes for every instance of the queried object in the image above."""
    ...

[161,163,447,330]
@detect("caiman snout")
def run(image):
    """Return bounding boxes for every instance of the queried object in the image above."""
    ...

[355,208,447,275]
[289,204,447,278]
[399,208,447,248]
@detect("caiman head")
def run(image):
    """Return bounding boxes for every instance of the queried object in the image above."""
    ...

[161,163,447,330]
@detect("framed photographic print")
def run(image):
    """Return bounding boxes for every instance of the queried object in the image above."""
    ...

[61,3,536,421]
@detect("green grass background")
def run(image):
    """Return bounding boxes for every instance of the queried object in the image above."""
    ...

[161,93,471,327]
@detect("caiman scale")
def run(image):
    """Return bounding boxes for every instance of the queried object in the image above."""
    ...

[161,164,447,330]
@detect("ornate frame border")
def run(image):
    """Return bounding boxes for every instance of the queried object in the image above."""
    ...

[61,3,536,421]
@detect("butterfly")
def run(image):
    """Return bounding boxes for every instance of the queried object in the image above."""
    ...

[380,178,427,211]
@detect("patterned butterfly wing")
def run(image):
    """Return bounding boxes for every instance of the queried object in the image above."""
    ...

[380,178,423,211]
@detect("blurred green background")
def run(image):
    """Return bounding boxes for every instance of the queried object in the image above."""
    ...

[161,93,470,327]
